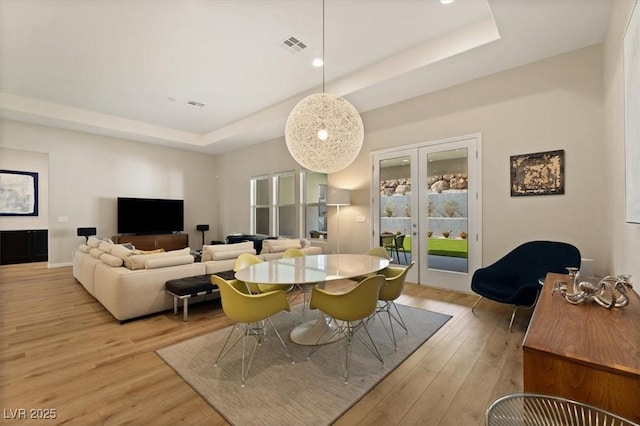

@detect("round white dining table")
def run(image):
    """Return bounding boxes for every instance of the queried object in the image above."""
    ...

[234,253,389,345]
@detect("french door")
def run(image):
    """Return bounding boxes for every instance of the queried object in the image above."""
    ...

[372,134,481,292]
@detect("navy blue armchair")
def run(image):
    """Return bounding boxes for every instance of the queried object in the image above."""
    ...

[471,240,581,331]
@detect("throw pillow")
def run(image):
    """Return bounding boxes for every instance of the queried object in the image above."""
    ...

[100,253,124,267]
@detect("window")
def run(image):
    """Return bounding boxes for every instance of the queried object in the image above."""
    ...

[251,171,326,238]
[251,176,270,235]
[302,171,327,240]
[276,172,296,237]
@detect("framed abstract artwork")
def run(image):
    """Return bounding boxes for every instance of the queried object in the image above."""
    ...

[510,150,564,197]
[624,0,639,223]
[0,169,39,216]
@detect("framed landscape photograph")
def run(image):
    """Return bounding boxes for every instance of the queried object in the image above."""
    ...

[510,150,564,197]
[0,169,39,216]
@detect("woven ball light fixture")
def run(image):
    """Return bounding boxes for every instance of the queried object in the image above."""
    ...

[284,0,364,174]
[285,93,363,173]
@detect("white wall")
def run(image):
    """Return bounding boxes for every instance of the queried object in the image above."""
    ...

[0,120,218,265]
[603,0,640,280]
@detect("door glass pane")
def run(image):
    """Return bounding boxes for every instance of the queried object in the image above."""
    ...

[426,148,468,273]
[379,157,411,265]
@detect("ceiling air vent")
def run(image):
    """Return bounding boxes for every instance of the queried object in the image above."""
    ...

[186,100,205,108]
[280,35,307,54]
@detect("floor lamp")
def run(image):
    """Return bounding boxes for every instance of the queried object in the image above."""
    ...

[327,188,351,254]
[196,224,209,247]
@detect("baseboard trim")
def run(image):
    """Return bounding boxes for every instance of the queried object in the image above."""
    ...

[48,262,72,268]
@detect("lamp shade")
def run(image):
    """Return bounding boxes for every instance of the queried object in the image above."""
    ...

[327,188,351,206]
[196,224,209,232]
[285,93,364,174]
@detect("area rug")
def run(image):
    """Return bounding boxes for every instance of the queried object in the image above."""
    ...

[156,305,451,426]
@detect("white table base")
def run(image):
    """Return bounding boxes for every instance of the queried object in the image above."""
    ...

[289,310,343,345]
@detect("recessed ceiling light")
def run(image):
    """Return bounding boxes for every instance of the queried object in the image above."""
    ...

[312,58,324,67]
[441,0,455,4]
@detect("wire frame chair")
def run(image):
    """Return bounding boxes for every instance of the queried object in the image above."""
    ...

[486,393,639,426]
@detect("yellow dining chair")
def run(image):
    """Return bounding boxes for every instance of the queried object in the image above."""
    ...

[349,246,392,283]
[211,274,294,386]
[377,261,414,349]
[365,246,392,260]
[282,247,306,258]
[281,247,308,314]
[233,253,263,294]
[235,253,295,294]
[234,253,296,323]
[306,274,385,383]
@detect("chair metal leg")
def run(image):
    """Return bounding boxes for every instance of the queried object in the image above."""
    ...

[240,326,259,387]
[508,306,519,333]
[214,324,243,367]
[307,318,383,384]
[215,318,293,387]
[375,300,408,350]
[343,321,383,384]
[390,300,408,332]
[471,296,483,312]
[509,289,542,333]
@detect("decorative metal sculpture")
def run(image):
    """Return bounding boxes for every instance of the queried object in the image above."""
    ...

[553,268,633,309]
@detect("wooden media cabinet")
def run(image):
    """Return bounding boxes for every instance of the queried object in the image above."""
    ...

[114,234,188,251]
[523,272,640,422]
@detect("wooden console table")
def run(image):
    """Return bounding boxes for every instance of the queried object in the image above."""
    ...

[114,234,188,251]
[523,272,640,421]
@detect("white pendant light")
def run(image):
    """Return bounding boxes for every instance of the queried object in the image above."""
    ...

[285,0,364,174]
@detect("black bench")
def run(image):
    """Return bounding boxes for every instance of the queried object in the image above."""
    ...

[165,270,235,321]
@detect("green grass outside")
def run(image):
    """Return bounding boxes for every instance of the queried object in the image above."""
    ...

[395,236,468,258]
[427,237,468,258]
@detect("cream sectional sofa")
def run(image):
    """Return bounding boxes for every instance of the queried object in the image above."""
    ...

[72,237,321,322]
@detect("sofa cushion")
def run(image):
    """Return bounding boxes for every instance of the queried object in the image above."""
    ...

[261,239,302,253]
[202,242,255,261]
[124,247,191,270]
[98,241,113,253]
[132,248,165,255]
[111,244,135,261]
[211,248,257,261]
[145,255,194,269]
[100,253,124,267]
[87,237,101,248]
[90,248,105,259]
[78,244,91,253]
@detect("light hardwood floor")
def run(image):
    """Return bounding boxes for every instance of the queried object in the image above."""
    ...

[0,262,527,425]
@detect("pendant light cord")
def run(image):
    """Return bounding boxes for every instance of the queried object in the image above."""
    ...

[322,0,325,94]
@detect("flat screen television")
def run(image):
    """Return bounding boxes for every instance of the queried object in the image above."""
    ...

[117,197,184,234]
